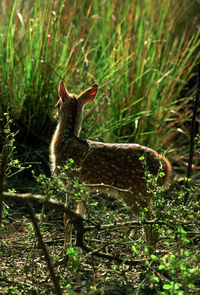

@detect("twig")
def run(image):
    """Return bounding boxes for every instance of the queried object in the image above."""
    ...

[85,219,176,230]
[77,237,145,266]
[3,192,176,229]
[3,192,84,225]
[185,62,200,204]
[187,62,200,179]
[0,135,9,224]
[3,191,85,247]
[84,183,133,194]
[2,192,145,265]
[26,201,62,295]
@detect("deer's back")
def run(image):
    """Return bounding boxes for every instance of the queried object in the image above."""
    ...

[80,140,170,190]
[53,136,171,192]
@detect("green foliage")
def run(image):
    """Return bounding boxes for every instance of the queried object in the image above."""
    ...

[195,134,200,145]
[1,111,32,180]
[9,286,20,295]
[66,247,81,273]
[0,0,200,154]
[33,153,200,293]
[133,157,200,294]
[144,245,200,295]
[2,131,200,293]
[140,182,199,294]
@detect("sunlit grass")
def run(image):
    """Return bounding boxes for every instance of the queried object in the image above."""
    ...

[0,0,200,161]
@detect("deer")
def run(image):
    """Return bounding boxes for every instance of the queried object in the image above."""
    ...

[50,81,172,253]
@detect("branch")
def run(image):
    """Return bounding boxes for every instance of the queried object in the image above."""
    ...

[79,241,145,266]
[26,201,62,295]
[187,62,200,179]
[3,191,86,248]
[2,192,144,265]
[3,192,83,225]
[84,183,133,194]
[85,219,176,231]
[185,63,200,204]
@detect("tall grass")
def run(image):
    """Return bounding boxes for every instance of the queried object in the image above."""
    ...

[0,0,200,164]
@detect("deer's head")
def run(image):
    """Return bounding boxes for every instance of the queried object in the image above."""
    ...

[55,81,98,136]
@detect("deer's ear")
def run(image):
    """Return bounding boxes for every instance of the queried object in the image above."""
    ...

[79,84,98,105]
[58,81,69,102]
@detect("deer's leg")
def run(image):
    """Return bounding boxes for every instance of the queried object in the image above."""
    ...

[64,193,86,250]
[143,223,158,254]
[64,192,72,250]
[139,197,158,254]
[121,192,158,253]
[76,200,86,218]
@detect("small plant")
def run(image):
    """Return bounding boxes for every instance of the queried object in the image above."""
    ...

[65,283,77,295]
[33,158,87,211]
[195,134,200,147]
[0,111,32,187]
[138,153,169,219]
[9,285,20,295]
[66,246,82,273]
[136,172,200,294]
[0,111,32,221]
[135,152,200,293]
[145,245,200,295]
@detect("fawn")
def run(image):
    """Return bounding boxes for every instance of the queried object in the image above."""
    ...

[50,81,172,252]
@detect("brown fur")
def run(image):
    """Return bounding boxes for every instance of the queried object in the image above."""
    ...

[50,81,172,252]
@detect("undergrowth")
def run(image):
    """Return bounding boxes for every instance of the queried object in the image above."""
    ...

[1,112,200,294]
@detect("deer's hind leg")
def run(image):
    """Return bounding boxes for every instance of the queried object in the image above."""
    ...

[120,191,158,253]
[137,196,158,254]
[64,193,86,250]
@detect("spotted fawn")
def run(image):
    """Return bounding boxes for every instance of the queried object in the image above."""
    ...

[50,81,172,252]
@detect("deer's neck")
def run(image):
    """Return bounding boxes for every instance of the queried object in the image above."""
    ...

[53,117,77,148]
[50,119,74,171]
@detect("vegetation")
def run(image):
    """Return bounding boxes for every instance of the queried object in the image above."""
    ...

[0,0,200,294]
[1,120,200,293]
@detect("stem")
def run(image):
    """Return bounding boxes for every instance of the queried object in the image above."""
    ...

[187,63,200,179]
[185,63,200,205]
[0,139,9,225]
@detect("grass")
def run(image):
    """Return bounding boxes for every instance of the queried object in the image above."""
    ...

[0,0,200,170]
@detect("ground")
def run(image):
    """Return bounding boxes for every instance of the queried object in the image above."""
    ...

[0,176,200,294]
